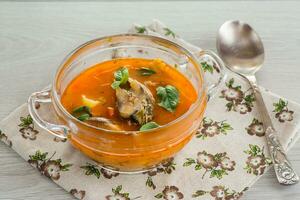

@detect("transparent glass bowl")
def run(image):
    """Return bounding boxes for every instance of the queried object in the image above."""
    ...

[28,34,226,173]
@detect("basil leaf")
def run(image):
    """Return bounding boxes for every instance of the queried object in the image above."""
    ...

[72,106,92,121]
[72,106,92,116]
[140,122,160,131]
[156,85,179,112]
[138,67,156,76]
[77,114,91,121]
[111,67,129,89]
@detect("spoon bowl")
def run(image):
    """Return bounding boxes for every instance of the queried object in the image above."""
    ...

[217,20,265,75]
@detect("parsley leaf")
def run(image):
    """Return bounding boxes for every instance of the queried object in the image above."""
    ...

[140,121,159,131]
[72,106,92,121]
[138,67,156,76]
[201,62,214,74]
[111,67,129,89]
[80,162,101,179]
[273,99,287,112]
[135,26,146,33]
[156,85,179,112]
[163,28,176,38]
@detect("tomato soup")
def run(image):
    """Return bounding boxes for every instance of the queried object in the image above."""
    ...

[61,58,197,132]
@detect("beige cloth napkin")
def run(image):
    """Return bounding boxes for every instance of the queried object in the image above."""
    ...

[1,20,300,200]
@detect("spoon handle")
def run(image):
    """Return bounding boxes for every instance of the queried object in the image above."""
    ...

[246,75,299,185]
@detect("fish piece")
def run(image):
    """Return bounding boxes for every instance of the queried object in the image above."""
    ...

[87,117,121,131]
[115,78,154,125]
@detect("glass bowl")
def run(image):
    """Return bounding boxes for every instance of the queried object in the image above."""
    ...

[28,34,226,173]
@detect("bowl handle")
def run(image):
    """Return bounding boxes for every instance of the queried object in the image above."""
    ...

[197,50,227,101]
[28,86,69,139]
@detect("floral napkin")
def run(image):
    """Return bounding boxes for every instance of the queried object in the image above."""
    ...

[1,20,300,200]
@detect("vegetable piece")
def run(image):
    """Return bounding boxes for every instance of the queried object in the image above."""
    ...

[140,122,159,131]
[107,107,115,117]
[111,67,129,89]
[82,95,100,108]
[138,67,156,76]
[156,85,179,112]
[72,106,92,121]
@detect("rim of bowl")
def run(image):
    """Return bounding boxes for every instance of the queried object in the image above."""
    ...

[52,33,206,134]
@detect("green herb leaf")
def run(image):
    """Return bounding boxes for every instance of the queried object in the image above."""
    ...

[29,150,48,162]
[210,169,228,179]
[72,106,92,115]
[72,106,92,121]
[247,144,262,156]
[18,115,34,128]
[220,122,233,134]
[226,78,242,90]
[244,94,255,107]
[195,164,202,170]
[138,67,156,76]
[140,121,159,131]
[273,99,287,112]
[114,185,122,194]
[77,114,91,121]
[61,163,73,171]
[226,102,234,111]
[146,176,156,189]
[80,162,101,179]
[192,190,207,197]
[163,28,176,38]
[226,78,235,88]
[201,62,214,74]
[111,67,129,89]
[183,158,196,167]
[154,193,163,199]
[135,26,146,33]
[156,85,179,112]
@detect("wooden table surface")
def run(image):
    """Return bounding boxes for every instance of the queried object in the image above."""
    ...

[1,1,300,199]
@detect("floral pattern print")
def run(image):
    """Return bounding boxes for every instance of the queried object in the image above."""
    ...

[53,136,67,143]
[201,61,220,74]
[101,168,120,179]
[220,78,255,114]
[196,118,233,139]
[105,185,138,200]
[35,102,41,109]
[244,144,272,175]
[18,115,39,140]
[246,118,265,137]
[70,189,86,200]
[273,99,294,122]
[155,186,184,199]
[183,151,235,179]
[144,157,176,189]
[192,186,247,200]
[28,150,72,180]
[0,129,12,147]
[80,162,119,179]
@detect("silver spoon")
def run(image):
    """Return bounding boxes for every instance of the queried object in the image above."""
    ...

[217,20,299,185]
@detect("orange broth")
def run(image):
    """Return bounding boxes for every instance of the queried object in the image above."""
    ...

[61,58,197,131]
